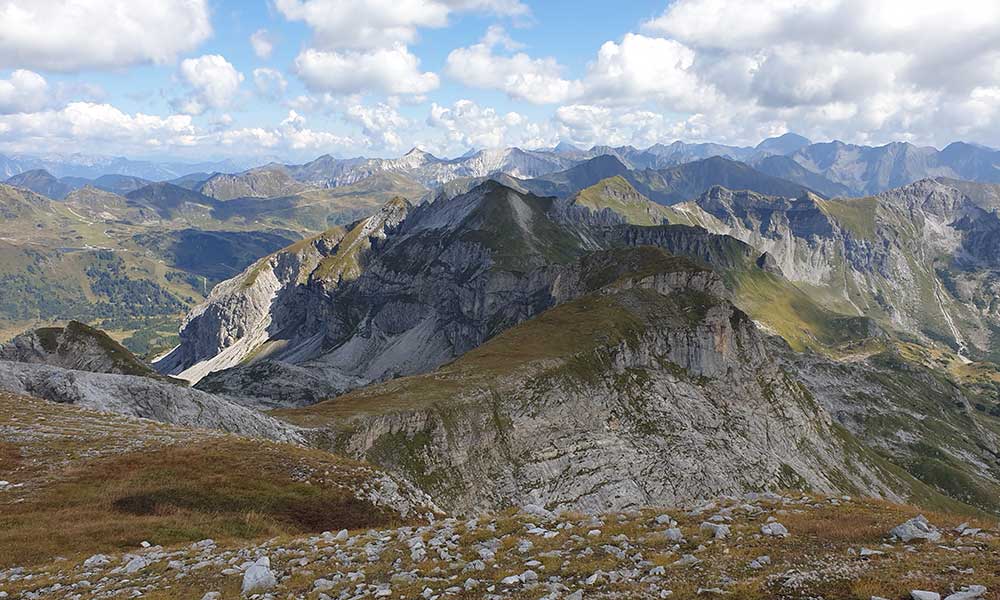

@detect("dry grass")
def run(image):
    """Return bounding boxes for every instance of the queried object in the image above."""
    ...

[0,392,425,568]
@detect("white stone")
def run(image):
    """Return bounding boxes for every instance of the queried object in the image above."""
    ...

[761,522,788,537]
[944,586,987,600]
[699,522,730,539]
[241,557,276,594]
[911,592,941,600]
[83,554,110,568]
[891,516,941,543]
[123,557,148,573]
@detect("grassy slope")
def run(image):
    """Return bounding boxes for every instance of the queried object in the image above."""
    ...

[729,267,883,354]
[0,392,424,567]
[570,175,675,225]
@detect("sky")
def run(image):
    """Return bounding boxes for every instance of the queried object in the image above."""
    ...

[0,0,999,162]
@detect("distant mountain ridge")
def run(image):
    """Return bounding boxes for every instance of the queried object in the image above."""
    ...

[263,136,1000,199]
[6,135,1000,203]
[0,152,256,181]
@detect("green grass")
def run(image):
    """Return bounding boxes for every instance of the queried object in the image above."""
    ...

[815,196,879,240]
[729,266,882,353]
[571,176,674,226]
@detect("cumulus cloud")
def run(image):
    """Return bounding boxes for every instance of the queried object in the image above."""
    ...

[275,0,527,50]
[294,45,439,96]
[345,103,408,149]
[445,26,582,104]
[427,99,554,151]
[0,0,211,72]
[628,0,1000,146]
[0,70,48,114]
[580,34,717,111]
[554,104,697,148]
[0,99,363,158]
[253,68,287,100]
[177,55,245,115]
[278,0,529,98]
[250,29,274,59]
[0,102,197,151]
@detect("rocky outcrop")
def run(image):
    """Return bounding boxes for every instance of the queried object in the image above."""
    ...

[776,341,1000,514]
[156,182,778,405]
[0,360,302,443]
[666,180,1000,359]
[282,256,905,514]
[0,321,159,378]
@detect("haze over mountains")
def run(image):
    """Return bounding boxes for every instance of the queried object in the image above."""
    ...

[5,134,1000,204]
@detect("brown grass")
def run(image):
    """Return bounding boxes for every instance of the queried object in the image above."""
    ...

[0,441,20,472]
[0,436,416,567]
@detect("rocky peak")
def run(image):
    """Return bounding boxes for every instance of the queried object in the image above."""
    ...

[0,321,159,378]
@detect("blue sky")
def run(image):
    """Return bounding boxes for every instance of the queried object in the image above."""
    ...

[0,0,998,162]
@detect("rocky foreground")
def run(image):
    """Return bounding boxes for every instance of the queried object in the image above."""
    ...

[2,492,997,600]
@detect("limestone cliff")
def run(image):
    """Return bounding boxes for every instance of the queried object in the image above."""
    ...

[276,248,907,513]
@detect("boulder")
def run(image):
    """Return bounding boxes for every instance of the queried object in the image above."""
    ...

[241,556,277,594]
[891,516,941,543]
[944,586,987,600]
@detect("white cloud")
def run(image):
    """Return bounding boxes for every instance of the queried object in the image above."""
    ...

[427,99,554,152]
[627,0,1000,146]
[554,104,702,148]
[275,0,527,50]
[0,0,211,72]
[0,69,48,114]
[253,68,287,100]
[0,100,362,158]
[581,34,716,110]
[294,45,439,96]
[445,26,582,104]
[178,55,245,115]
[345,103,408,149]
[250,29,274,59]
[0,102,197,151]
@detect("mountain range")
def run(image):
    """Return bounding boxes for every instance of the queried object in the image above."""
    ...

[2,134,1000,520]
[3,136,1000,600]
[6,135,1000,202]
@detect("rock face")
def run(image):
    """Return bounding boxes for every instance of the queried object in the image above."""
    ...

[279,249,905,513]
[0,361,302,443]
[667,179,1000,360]
[781,343,1000,514]
[156,182,772,407]
[154,197,413,384]
[0,321,158,377]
